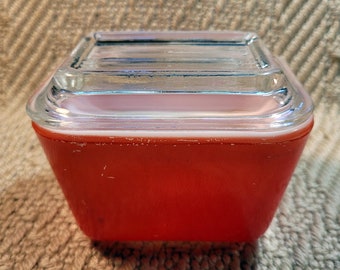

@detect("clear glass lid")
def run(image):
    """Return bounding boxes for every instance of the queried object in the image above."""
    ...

[27,31,313,137]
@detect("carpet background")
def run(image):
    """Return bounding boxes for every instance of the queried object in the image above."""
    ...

[1,0,339,269]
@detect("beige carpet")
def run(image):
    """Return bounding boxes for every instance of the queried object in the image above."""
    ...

[1,0,339,269]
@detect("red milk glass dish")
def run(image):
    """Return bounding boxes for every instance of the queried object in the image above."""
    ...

[27,31,313,242]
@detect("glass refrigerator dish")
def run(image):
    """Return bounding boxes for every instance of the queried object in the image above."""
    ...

[27,31,313,242]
